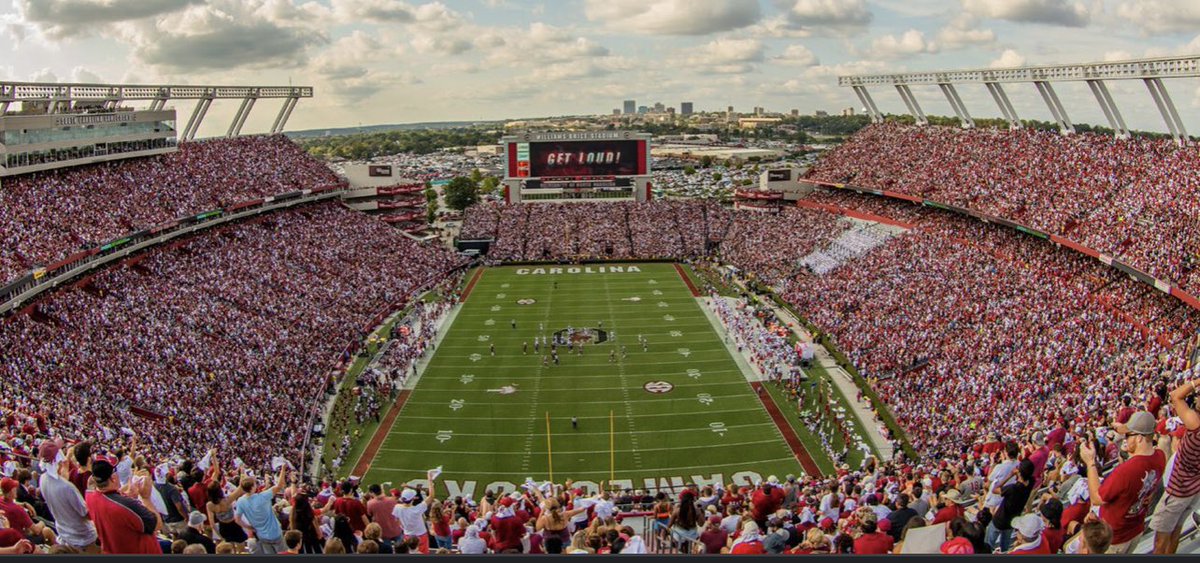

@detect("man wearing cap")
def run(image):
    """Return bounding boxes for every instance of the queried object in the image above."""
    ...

[232,466,289,554]
[393,485,435,554]
[1007,513,1049,555]
[37,439,97,553]
[488,495,527,553]
[0,476,55,546]
[179,511,216,554]
[930,489,964,525]
[1079,409,1166,554]
[1151,376,1200,554]
[84,459,163,554]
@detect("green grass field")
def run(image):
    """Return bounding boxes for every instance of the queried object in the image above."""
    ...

[360,263,807,495]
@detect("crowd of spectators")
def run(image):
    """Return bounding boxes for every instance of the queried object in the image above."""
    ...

[0,202,465,478]
[0,135,345,286]
[4,374,1199,554]
[772,192,1200,461]
[807,122,1200,292]
[474,201,731,263]
[721,207,849,284]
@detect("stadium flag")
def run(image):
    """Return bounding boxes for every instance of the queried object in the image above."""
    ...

[197,451,213,472]
[427,466,443,482]
[271,457,295,472]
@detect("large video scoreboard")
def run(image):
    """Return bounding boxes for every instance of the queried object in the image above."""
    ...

[501,131,652,203]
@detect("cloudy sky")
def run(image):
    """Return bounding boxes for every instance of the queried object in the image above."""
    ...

[3,0,1200,136]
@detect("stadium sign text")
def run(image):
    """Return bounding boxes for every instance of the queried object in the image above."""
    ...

[515,266,642,276]
[396,470,770,500]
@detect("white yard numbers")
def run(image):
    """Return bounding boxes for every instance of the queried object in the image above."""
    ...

[710,422,727,435]
[460,374,475,384]
[663,315,675,322]
[657,301,669,308]
[491,305,502,312]
[677,348,691,357]
[478,335,490,342]
[485,319,496,326]
[653,290,663,296]
[436,430,454,443]
[686,369,702,379]
[697,393,714,405]
[496,293,506,299]
[449,399,465,411]
[469,353,483,362]
[622,296,642,302]
[501,283,510,289]
[669,331,684,337]
[648,279,658,285]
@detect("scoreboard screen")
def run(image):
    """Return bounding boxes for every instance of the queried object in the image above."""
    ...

[510,140,645,178]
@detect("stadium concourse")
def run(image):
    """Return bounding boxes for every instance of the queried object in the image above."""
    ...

[0,127,1199,556]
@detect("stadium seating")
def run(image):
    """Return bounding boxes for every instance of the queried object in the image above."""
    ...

[0,135,345,287]
[0,202,465,472]
[806,122,1200,293]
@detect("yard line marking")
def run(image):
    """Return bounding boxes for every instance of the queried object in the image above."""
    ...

[390,407,766,420]
[403,394,757,406]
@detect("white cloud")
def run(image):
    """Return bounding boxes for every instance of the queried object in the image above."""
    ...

[1116,1,1200,35]
[774,44,819,67]
[584,0,761,36]
[118,0,330,72]
[962,0,1091,27]
[770,0,873,36]
[13,0,201,40]
[869,29,939,59]
[936,14,995,49]
[684,37,765,74]
[990,48,1026,68]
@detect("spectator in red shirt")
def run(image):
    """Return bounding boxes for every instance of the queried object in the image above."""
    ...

[750,478,785,527]
[1150,376,1200,554]
[488,499,526,553]
[698,516,728,554]
[84,459,163,554]
[1039,498,1065,554]
[1080,410,1166,553]
[323,482,368,534]
[0,478,54,545]
[930,488,964,525]
[365,484,401,544]
[854,513,895,554]
[729,521,765,554]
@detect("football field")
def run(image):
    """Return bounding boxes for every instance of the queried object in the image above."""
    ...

[359,263,809,495]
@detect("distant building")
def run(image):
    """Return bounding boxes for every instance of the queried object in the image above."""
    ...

[754,106,764,117]
[791,109,800,117]
[815,110,829,117]
[653,102,665,113]
[623,100,636,114]
[842,107,855,116]
[638,106,649,114]
[666,107,676,115]
[612,109,621,116]
[726,106,735,121]
[738,117,783,130]
[681,102,694,115]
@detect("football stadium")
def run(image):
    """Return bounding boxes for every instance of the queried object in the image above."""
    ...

[3,0,1200,558]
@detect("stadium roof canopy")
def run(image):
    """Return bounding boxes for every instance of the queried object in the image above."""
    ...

[0,81,312,139]
[838,55,1199,144]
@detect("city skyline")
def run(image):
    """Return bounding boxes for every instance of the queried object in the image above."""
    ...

[3,1,1200,135]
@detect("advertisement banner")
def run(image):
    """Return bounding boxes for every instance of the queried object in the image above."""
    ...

[368,165,393,177]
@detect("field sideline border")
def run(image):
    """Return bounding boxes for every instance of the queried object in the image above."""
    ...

[459,267,485,300]
[349,390,412,477]
[674,263,701,297]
